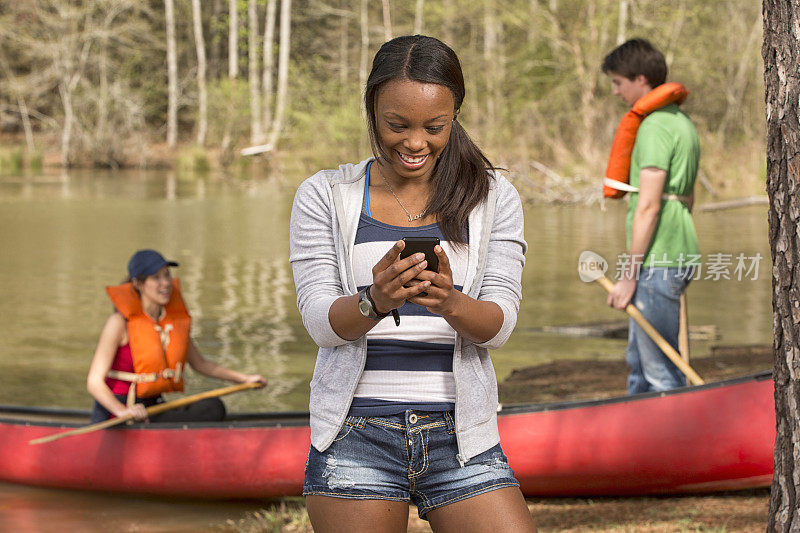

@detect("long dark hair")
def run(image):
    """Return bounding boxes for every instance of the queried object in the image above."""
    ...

[365,35,495,244]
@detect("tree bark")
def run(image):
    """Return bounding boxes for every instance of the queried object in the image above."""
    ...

[248,0,263,144]
[764,0,800,531]
[192,0,208,146]
[229,0,239,78]
[262,0,277,132]
[165,0,178,149]
[266,0,291,148]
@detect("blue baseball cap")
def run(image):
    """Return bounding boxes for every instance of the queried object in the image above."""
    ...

[127,249,179,279]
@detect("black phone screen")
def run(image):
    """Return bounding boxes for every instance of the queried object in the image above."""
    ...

[400,237,440,272]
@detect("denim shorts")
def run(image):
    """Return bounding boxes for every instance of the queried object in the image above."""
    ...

[303,410,519,518]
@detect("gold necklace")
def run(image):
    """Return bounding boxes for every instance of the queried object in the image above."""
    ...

[378,172,426,222]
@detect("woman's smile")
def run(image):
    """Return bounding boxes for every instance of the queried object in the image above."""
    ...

[396,150,429,169]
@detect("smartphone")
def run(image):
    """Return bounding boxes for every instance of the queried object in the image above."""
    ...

[400,237,440,272]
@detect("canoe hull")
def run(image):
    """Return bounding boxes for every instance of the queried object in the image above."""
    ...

[0,373,775,498]
[500,373,774,496]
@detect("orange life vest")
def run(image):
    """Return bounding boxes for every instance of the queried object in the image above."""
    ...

[106,279,191,398]
[603,82,689,199]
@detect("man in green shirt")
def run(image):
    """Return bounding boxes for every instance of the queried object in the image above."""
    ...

[602,39,700,394]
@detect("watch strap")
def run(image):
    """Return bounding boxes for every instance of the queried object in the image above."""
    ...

[362,285,390,319]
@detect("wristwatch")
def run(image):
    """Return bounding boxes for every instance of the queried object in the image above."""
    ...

[358,285,390,321]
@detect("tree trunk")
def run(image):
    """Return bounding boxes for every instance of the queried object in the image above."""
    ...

[229,0,239,78]
[414,0,424,35]
[248,0,263,144]
[717,13,761,138]
[165,0,178,149]
[0,52,35,152]
[58,80,73,167]
[192,0,208,146]
[98,34,109,143]
[382,0,392,42]
[338,3,349,102]
[359,0,369,90]
[17,96,35,153]
[616,0,628,44]
[764,0,800,531]
[266,0,291,148]
[262,0,277,132]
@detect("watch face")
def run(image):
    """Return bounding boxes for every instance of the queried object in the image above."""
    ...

[358,293,373,317]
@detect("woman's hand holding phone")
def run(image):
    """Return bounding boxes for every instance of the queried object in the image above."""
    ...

[369,240,432,315]
[406,244,461,316]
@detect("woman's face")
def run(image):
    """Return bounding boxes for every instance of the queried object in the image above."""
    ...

[374,78,455,183]
[134,266,173,308]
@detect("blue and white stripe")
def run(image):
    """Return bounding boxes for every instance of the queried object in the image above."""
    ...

[350,206,468,416]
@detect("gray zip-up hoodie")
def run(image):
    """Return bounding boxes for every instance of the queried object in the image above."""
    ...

[289,159,526,464]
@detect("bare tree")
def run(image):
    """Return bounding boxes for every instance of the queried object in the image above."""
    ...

[764,0,800,530]
[0,52,35,152]
[414,0,425,35]
[339,3,349,96]
[616,0,628,44]
[248,0,263,143]
[222,0,239,150]
[165,0,178,149]
[192,0,208,145]
[262,0,277,132]
[359,0,369,90]
[716,11,762,138]
[229,0,238,78]
[265,0,292,149]
[382,0,392,42]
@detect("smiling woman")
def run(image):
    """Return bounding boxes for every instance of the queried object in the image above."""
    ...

[85,249,266,424]
[289,35,535,532]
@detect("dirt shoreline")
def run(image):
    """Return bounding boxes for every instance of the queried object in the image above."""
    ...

[499,344,772,405]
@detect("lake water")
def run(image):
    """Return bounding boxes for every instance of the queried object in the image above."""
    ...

[0,168,772,529]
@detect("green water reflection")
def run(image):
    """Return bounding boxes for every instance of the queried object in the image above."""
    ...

[0,170,772,412]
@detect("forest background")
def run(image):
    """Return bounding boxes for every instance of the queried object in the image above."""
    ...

[0,0,765,200]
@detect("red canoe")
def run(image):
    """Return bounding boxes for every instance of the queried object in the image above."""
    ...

[0,372,774,498]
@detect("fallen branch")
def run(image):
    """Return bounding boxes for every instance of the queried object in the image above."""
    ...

[695,196,768,212]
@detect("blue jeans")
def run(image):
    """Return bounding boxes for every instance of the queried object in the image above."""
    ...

[626,267,692,394]
[303,410,519,518]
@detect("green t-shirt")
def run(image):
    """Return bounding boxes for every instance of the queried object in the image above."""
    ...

[626,103,700,267]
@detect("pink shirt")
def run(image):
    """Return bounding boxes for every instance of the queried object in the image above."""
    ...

[105,343,134,396]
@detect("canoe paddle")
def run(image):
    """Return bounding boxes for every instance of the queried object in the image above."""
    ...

[29,382,263,445]
[578,254,705,386]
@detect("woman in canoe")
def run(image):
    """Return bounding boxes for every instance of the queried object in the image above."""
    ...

[289,36,534,531]
[87,249,265,423]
